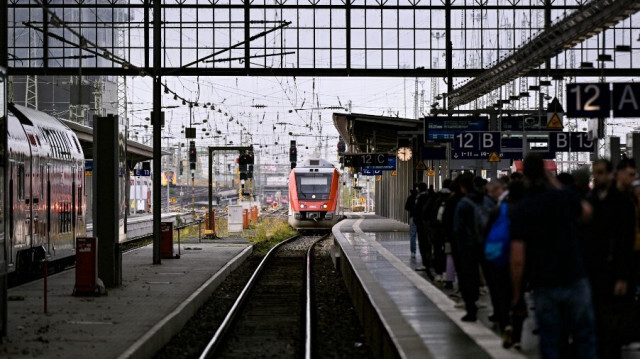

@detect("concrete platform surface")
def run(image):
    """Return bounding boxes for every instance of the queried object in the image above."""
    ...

[333,213,524,359]
[334,213,640,359]
[0,241,251,359]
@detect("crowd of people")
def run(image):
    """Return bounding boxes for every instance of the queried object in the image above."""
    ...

[405,153,640,359]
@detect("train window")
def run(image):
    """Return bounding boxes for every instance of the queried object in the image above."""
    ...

[58,131,72,157]
[295,173,333,200]
[52,131,63,158]
[77,187,83,216]
[51,131,62,157]
[43,130,57,158]
[18,164,25,200]
[40,166,44,199]
[72,135,81,154]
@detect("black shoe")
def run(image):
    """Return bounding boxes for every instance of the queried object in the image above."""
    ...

[444,281,454,289]
[461,313,477,322]
[502,325,513,348]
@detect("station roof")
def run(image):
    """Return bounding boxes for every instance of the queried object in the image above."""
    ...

[62,119,168,163]
[333,113,422,153]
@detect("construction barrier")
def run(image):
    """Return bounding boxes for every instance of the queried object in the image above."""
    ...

[250,206,258,224]
[243,209,249,229]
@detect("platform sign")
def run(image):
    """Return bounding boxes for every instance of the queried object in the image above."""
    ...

[566,83,611,118]
[134,169,151,176]
[500,115,549,131]
[451,132,500,159]
[549,132,594,152]
[612,83,640,118]
[361,168,382,176]
[343,153,389,167]
[424,116,488,141]
[363,156,396,170]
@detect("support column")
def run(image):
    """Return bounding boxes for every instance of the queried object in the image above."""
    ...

[152,0,162,265]
[94,115,122,287]
[208,147,213,223]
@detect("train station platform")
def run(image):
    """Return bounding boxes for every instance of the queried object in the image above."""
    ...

[0,240,251,358]
[332,213,528,359]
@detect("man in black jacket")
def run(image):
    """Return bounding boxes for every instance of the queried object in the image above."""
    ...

[584,159,636,359]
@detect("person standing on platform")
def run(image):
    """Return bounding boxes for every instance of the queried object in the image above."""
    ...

[583,159,636,359]
[442,178,463,290]
[424,179,452,283]
[510,153,597,359]
[453,172,495,322]
[414,182,432,274]
[483,178,510,331]
[404,184,419,259]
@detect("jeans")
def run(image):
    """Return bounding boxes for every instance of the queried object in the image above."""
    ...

[533,278,597,359]
[409,217,417,254]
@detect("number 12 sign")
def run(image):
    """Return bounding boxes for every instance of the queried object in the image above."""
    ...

[566,83,611,118]
[452,132,500,159]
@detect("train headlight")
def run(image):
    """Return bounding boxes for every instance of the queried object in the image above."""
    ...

[300,203,306,209]
[322,203,328,209]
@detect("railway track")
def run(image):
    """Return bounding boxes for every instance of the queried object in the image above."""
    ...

[199,233,328,359]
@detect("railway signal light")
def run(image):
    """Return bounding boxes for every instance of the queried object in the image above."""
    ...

[189,141,196,163]
[290,141,297,163]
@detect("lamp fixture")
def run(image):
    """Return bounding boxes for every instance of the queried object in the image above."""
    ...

[597,54,613,61]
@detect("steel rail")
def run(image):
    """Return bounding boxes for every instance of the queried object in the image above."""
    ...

[198,233,302,359]
[304,234,330,359]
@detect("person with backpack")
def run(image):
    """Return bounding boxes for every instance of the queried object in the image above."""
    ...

[453,172,495,322]
[483,177,526,348]
[404,184,419,259]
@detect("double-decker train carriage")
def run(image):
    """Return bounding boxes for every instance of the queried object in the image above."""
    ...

[7,104,86,277]
[288,159,341,230]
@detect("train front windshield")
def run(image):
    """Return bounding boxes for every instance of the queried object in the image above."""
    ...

[296,173,333,200]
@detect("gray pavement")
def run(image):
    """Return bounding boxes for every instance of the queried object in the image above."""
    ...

[335,213,640,359]
[0,241,251,359]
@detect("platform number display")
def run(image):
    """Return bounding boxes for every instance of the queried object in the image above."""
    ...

[343,153,389,167]
[612,83,640,118]
[566,83,610,118]
[452,132,500,159]
[549,132,594,152]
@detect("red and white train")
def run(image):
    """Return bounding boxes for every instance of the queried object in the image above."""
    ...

[288,159,341,230]
[6,104,87,277]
